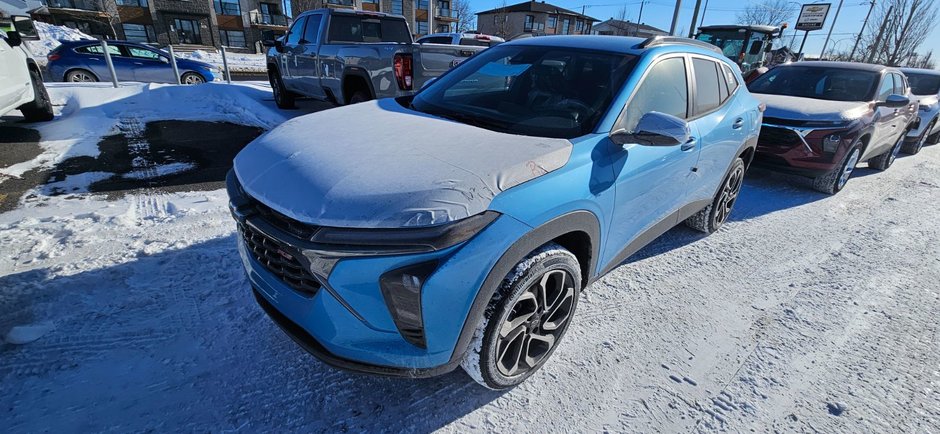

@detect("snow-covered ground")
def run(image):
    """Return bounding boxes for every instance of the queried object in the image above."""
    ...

[179,49,266,74]
[2,84,940,431]
[24,21,94,65]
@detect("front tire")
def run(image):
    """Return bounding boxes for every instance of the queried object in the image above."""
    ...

[685,157,745,233]
[813,141,861,195]
[269,69,296,109]
[181,72,205,85]
[461,243,581,390]
[19,68,54,122]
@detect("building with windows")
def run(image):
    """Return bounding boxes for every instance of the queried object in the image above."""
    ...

[591,19,666,38]
[475,0,597,40]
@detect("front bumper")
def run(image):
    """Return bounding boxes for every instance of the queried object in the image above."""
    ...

[227,170,531,375]
[754,122,859,177]
[906,107,939,141]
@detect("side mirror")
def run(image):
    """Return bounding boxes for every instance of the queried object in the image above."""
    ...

[879,94,910,108]
[12,15,39,41]
[160,56,170,63]
[610,112,691,146]
[5,30,23,47]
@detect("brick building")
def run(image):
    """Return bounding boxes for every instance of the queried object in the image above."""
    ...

[475,0,597,40]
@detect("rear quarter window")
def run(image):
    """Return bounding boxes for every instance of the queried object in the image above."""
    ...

[328,15,411,43]
[692,58,721,115]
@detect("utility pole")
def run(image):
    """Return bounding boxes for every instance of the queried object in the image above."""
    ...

[849,0,876,61]
[698,0,709,28]
[819,0,844,59]
[669,0,683,36]
[636,0,646,36]
[866,5,893,63]
[688,0,703,38]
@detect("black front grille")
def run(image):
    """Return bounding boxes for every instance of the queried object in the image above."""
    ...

[758,126,802,148]
[249,198,320,240]
[240,223,321,296]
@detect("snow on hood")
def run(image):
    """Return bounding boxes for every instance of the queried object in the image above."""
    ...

[755,94,871,122]
[234,99,573,228]
[915,94,939,108]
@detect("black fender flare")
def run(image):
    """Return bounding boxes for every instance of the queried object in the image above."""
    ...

[446,210,601,366]
[341,67,376,103]
[25,57,43,80]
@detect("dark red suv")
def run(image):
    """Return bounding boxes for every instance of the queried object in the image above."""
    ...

[747,61,917,194]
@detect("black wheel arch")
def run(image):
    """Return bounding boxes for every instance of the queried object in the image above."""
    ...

[341,67,375,104]
[447,210,601,366]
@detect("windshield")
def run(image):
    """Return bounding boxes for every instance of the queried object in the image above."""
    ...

[697,31,746,60]
[411,45,636,139]
[747,66,879,102]
[906,72,940,96]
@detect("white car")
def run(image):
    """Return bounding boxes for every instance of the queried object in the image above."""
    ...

[0,16,53,122]
[416,32,505,47]
[901,67,940,154]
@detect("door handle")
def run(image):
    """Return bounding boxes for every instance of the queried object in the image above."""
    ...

[732,118,744,129]
[681,137,697,151]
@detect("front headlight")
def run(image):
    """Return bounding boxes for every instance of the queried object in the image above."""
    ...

[823,134,842,153]
[309,211,500,253]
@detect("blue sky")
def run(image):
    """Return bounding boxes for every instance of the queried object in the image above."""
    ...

[469,0,940,60]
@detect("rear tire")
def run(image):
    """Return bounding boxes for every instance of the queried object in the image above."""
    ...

[19,68,54,122]
[65,69,97,82]
[869,132,905,171]
[461,243,581,390]
[348,90,371,104]
[270,69,296,109]
[685,157,746,233]
[813,141,861,195]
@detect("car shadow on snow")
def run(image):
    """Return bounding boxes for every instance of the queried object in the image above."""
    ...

[0,125,46,213]
[0,236,503,432]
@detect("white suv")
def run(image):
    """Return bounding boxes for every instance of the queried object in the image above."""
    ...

[0,16,53,122]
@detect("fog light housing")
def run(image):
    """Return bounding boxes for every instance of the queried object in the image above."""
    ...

[379,261,439,349]
[822,134,842,153]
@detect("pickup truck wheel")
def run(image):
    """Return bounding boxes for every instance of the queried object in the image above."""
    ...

[19,68,54,122]
[348,90,371,104]
[65,69,97,82]
[685,157,745,233]
[869,132,905,171]
[461,243,580,390]
[270,72,296,109]
[813,142,861,194]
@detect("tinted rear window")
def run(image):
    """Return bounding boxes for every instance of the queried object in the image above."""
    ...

[328,15,411,43]
[748,66,879,102]
[907,72,940,95]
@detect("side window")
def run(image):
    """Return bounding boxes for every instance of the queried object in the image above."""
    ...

[692,58,721,115]
[286,17,306,45]
[77,44,121,56]
[892,73,907,95]
[722,63,739,96]
[622,57,688,133]
[302,14,322,44]
[717,63,729,103]
[876,74,894,100]
[127,46,161,60]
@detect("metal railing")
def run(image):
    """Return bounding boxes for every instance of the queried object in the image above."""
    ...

[47,0,100,11]
[436,8,455,18]
[250,11,288,26]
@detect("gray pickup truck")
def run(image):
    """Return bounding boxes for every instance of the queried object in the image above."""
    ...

[265,9,483,108]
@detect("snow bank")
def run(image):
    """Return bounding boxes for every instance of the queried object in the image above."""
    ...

[25,21,95,64]
[179,49,266,73]
[0,82,287,184]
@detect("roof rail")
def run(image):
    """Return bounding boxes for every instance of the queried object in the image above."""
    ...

[635,36,722,55]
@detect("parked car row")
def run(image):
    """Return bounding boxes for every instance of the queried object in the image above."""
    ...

[46,40,222,84]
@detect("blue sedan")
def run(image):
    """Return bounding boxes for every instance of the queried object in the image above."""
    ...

[47,40,221,84]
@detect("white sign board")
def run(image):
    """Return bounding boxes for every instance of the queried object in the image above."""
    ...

[796,3,832,31]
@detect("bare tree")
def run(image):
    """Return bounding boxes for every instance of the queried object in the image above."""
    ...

[736,0,797,26]
[453,0,475,32]
[491,0,511,38]
[859,0,938,66]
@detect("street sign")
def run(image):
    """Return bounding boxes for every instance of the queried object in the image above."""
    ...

[796,3,832,31]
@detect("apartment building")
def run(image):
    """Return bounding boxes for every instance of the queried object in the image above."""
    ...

[289,0,458,35]
[476,0,597,40]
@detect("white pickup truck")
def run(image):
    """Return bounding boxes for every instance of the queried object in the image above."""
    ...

[0,16,53,122]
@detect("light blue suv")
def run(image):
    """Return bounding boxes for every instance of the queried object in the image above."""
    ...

[228,35,762,389]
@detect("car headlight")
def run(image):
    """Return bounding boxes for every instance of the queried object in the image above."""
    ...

[823,134,842,153]
[309,211,500,253]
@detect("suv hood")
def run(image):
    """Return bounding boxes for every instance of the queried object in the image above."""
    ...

[755,93,871,122]
[233,99,573,228]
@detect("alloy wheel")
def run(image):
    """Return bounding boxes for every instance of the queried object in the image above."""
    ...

[183,74,204,85]
[495,269,575,377]
[838,148,861,190]
[69,71,94,82]
[714,164,745,226]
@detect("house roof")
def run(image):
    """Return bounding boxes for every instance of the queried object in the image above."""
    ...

[476,0,598,22]
[593,19,666,34]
